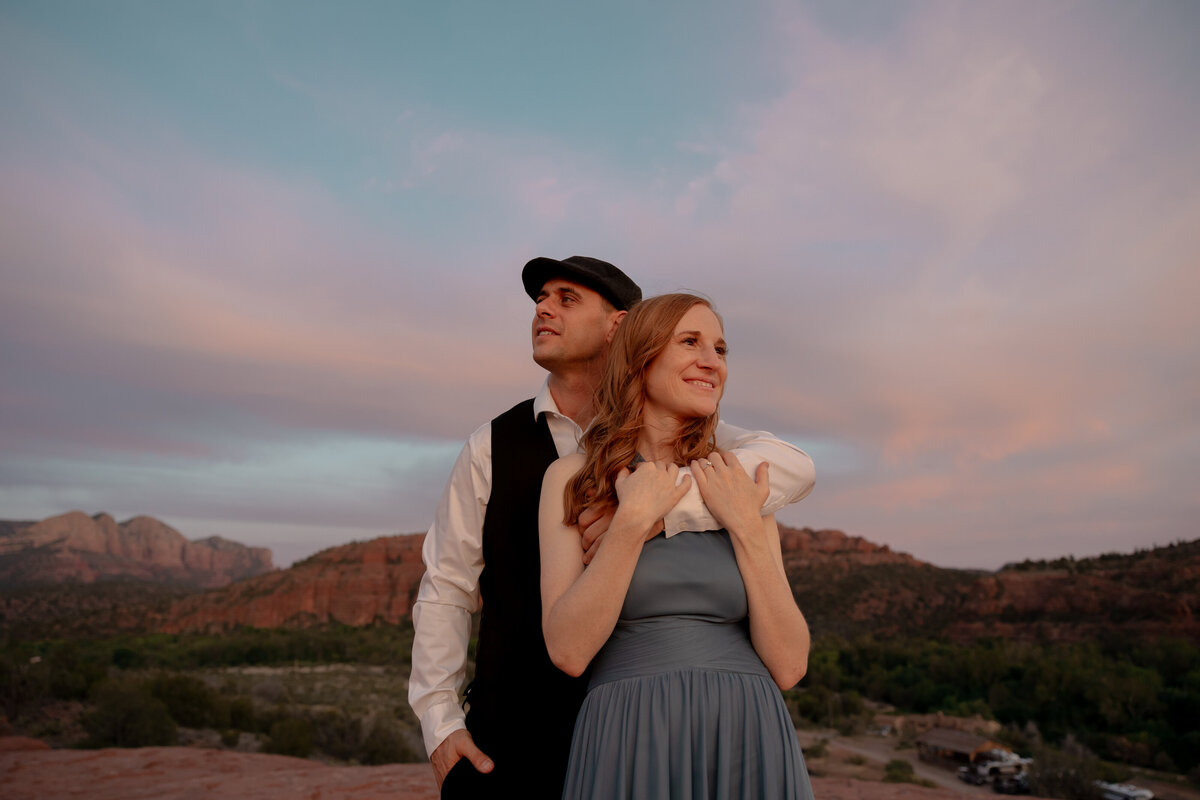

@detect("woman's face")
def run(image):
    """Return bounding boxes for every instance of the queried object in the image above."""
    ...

[642,304,728,423]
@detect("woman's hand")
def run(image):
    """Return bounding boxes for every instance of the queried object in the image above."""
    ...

[540,455,689,677]
[689,451,769,539]
[690,457,811,689]
[612,461,691,542]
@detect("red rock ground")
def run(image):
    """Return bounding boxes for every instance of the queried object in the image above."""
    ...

[0,737,958,800]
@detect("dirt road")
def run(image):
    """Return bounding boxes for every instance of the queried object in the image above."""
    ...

[796,729,996,795]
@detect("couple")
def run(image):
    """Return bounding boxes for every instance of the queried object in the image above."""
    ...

[409,256,816,799]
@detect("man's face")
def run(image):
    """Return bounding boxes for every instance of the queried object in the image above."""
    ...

[531,278,624,372]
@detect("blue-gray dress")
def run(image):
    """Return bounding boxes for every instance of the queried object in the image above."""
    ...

[562,530,814,800]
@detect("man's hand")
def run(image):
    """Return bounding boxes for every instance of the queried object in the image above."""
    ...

[578,505,666,564]
[430,729,493,789]
[577,505,612,565]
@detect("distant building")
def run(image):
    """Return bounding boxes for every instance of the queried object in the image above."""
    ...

[917,727,1010,767]
[876,710,1002,740]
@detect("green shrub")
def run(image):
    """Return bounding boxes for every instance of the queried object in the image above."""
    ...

[944,697,994,719]
[83,678,176,748]
[228,696,255,731]
[44,641,107,701]
[111,647,144,669]
[264,718,313,758]
[0,652,48,720]
[149,673,228,728]
[1028,741,1106,800]
[220,728,240,747]
[836,716,864,736]
[883,759,914,782]
[802,738,828,758]
[253,678,286,704]
[251,703,287,735]
[1154,752,1178,773]
[788,685,831,725]
[310,710,362,760]
[844,754,867,766]
[360,715,418,765]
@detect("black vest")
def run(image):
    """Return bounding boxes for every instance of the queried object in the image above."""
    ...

[467,399,588,758]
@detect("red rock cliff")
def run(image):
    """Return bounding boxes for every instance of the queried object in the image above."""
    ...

[156,524,1199,644]
[162,535,425,633]
[0,511,274,589]
[158,526,905,634]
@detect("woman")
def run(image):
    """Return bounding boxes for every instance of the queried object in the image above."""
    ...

[539,293,814,799]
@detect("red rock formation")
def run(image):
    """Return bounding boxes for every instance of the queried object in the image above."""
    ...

[152,522,1199,644]
[778,526,922,568]
[162,535,425,633]
[0,511,273,589]
[944,545,1200,642]
[782,529,1200,643]
[160,526,910,634]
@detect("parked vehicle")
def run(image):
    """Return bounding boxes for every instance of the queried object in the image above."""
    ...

[959,765,989,785]
[993,773,1031,795]
[1095,781,1154,800]
[958,757,1031,787]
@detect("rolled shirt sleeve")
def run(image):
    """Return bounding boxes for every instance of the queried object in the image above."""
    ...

[407,424,491,757]
[662,421,815,536]
[408,381,584,758]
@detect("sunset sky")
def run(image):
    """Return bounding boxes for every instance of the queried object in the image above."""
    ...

[2,1,1197,570]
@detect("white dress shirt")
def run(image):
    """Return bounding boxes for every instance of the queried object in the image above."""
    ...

[408,379,815,756]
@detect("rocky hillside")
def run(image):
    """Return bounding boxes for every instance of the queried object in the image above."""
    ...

[12,515,1192,644]
[0,580,195,639]
[782,534,980,640]
[161,535,425,633]
[0,511,274,589]
[159,527,900,633]
[788,533,1200,642]
[949,539,1200,642]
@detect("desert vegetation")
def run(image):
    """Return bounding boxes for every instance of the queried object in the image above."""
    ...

[1001,539,1200,574]
[0,623,422,765]
[4,620,1199,797]
[783,633,1200,791]
[4,534,1198,798]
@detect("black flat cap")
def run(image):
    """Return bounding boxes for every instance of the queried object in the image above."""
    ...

[522,255,642,311]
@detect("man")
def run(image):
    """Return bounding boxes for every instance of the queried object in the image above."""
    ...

[409,256,815,798]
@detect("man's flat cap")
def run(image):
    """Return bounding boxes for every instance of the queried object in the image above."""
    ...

[522,255,642,311]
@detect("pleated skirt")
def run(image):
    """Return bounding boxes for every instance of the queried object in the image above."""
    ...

[562,618,814,800]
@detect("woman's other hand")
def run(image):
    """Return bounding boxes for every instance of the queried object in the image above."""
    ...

[690,451,769,539]
[691,456,810,689]
[612,461,691,541]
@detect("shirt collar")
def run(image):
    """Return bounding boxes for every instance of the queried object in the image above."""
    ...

[532,376,562,421]
[534,377,591,440]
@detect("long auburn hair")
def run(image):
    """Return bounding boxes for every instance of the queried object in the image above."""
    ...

[564,293,722,525]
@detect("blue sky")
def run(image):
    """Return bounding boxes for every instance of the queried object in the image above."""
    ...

[2,1,1198,569]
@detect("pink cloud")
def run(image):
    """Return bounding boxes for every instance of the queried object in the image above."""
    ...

[2,2,1196,569]
[0,140,542,443]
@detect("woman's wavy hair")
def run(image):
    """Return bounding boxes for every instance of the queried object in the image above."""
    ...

[564,293,721,525]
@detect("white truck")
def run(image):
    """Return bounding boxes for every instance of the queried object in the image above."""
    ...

[1095,781,1154,800]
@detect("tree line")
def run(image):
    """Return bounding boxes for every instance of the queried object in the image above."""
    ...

[788,634,1200,780]
[0,624,420,763]
[4,623,1196,785]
